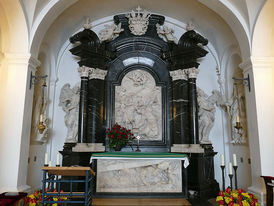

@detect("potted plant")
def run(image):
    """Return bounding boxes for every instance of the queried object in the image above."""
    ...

[106,123,135,151]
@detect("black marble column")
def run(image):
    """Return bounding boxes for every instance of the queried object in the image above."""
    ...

[170,70,190,144]
[187,68,199,144]
[87,69,106,143]
[78,66,90,143]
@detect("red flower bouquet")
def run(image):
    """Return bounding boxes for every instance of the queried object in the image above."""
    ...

[216,187,260,206]
[107,123,135,151]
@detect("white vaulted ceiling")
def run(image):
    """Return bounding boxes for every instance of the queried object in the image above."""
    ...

[18,0,265,62]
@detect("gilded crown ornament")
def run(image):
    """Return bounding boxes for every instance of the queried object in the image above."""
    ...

[126,6,151,36]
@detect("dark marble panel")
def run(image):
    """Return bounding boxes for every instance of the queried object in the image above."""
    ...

[171,79,190,144]
[87,79,106,143]
[187,144,219,199]
[188,78,199,144]
[78,77,89,143]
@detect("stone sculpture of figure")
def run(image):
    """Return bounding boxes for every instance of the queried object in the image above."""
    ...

[98,22,124,42]
[59,83,80,143]
[156,23,177,43]
[197,88,221,144]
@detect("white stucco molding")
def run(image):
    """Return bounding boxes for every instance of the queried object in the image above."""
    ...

[4,53,41,72]
[169,69,188,81]
[240,57,274,73]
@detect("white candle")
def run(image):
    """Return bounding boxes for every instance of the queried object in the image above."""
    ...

[44,153,48,165]
[56,153,60,165]
[40,114,43,122]
[136,136,140,144]
[221,154,225,166]
[229,162,233,175]
[233,154,237,166]
[48,161,52,167]
[236,115,240,123]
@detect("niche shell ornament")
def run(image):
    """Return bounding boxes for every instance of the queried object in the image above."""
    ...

[126,6,151,36]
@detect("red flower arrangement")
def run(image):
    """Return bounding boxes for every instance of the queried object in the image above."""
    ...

[107,123,135,151]
[216,187,260,206]
[26,189,67,206]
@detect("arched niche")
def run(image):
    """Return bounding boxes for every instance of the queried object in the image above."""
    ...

[106,51,171,152]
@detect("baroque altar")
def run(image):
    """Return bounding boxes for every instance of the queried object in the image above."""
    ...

[60,6,219,199]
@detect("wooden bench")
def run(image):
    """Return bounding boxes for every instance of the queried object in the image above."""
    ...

[261,176,274,206]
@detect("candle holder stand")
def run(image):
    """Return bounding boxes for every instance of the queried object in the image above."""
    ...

[229,174,233,189]
[233,166,238,189]
[44,164,49,167]
[136,142,141,152]
[221,165,225,191]
[56,165,60,167]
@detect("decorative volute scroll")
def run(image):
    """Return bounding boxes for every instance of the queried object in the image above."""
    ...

[169,69,188,81]
[126,6,151,36]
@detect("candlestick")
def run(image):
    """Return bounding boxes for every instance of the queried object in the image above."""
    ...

[136,136,141,152]
[233,166,238,189]
[229,174,233,189]
[233,154,237,166]
[56,153,60,167]
[44,153,48,165]
[220,165,225,191]
[229,162,233,175]
[221,154,225,166]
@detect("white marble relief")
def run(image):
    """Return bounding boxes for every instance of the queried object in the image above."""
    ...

[126,6,151,36]
[59,83,80,143]
[156,23,177,43]
[96,159,182,193]
[197,88,222,144]
[98,22,124,42]
[115,69,162,140]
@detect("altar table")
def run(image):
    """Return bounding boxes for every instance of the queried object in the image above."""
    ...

[90,152,189,197]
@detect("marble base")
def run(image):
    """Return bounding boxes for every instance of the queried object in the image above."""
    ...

[96,159,182,193]
[72,143,105,152]
[171,144,204,153]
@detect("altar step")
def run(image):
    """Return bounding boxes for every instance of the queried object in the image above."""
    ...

[93,198,192,206]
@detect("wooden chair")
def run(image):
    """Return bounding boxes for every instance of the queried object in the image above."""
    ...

[261,176,274,206]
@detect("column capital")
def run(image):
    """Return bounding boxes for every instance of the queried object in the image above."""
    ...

[186,67,199,79]
[78,66,93,77]
[170,69,188,81]
[89,68,107,80]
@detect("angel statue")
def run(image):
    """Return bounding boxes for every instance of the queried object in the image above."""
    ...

[98,22,124,42]
[197,88,222,144]
[59,83,80,142]
[156,24,177,43]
